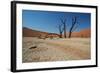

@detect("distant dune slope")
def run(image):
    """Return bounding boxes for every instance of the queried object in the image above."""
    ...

[23,27,91,38]
[71,28,91,38]
[23,27,48,37]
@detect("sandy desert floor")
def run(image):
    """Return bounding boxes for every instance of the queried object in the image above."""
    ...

[22,37,91,63]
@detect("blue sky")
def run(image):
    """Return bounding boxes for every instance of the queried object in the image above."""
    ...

[22,10,91,33]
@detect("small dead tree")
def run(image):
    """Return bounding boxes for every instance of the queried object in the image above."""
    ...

[58,24,64,38]
[60,18,67,38]
[68,16,79,38]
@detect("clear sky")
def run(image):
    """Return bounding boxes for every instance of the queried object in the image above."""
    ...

[22,10,91,33]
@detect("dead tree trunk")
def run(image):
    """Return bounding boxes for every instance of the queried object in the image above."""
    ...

[64,23,66,38]
[59,32,63,38]
[68,30,72,38]
[58,24,63,38]
[60,18,67,38]
[68,16,79,38]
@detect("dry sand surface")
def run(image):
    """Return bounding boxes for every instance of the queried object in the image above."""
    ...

[22,37,91,63]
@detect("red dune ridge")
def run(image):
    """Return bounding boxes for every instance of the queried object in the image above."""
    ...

[23,27,91,38]
[71,29,91,38]
[23,27,59,38]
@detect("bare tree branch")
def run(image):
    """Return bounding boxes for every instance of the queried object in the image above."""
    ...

[68,16,80,38]
[57,24,64,38]
[60,18,67,38]
[72,22,80,32]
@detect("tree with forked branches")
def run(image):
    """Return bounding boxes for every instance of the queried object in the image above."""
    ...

[57,23,64,38]
[60,18,67,38]
[57,17,67,38]
[68,16,80,38]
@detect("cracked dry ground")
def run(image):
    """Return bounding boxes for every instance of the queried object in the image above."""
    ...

[22,37,91,63]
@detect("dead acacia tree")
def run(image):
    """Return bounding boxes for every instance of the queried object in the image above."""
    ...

[60,18,67,38]
[58,24,64,38]
[68,16,79,38]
